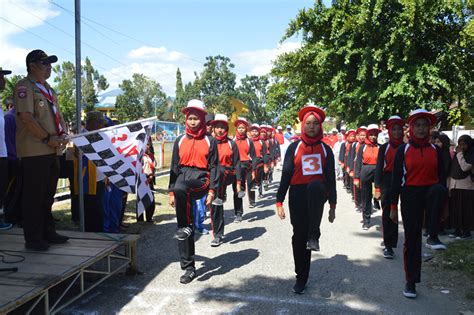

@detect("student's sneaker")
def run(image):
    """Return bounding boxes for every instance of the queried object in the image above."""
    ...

[251,185,259,192]
[196,228,209,235]
[292,280,306,294]
[46,233,69,244]
[237,191,246,198]
[249,203,256,208]
[263,181,269,191]
[234,215,243,223]
[306,238,320,251]
[258,194,264,199]
[174,226,193,240]
[383,247,394,259]
[460,232,472,240]
[0,222,13,230]
[210,236,223,247]
[426,237,447,250]
[403,282,417,298]
[179,269,197,284]
[362,222,370,230]
[212,198,224,206]
[449,230,462,238]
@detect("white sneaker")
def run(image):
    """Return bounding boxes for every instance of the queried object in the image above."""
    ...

[237,191,246,198]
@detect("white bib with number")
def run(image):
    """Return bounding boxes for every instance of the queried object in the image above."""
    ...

[301,153,323,175]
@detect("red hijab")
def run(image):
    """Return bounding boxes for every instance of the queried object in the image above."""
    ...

[409,117,431,146]
[259,128,268,141]
[387,120,404,147]
[185,108,207,139]
[300,111,323,145]
[214,122,229,142]
[365,130,379,145]
[235,122,248,140]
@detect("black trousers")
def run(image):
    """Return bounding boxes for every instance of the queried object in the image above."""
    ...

[20,154,59,243]
[172,174,209,271]
[233,161,251,216]
[289,181,327,283]
[4,159,22,224]
[211,168,235,238]
[249,163,264,204]
[353,177,361,209]
[360,164,376,222]
[0,157,7,209]
[381,172,398,248]
[71,181,105,232]
[400,184,447,283]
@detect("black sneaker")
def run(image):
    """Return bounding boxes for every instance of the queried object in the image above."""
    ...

[258,194,264,199]
[449,230,462,238]
[292,280,306,294]
[174,226,193,241]
[249,203,256,208]
[426,237,447,250]
[210,236,223,247]
[46,233,69,244]
[383,247,394,259]
[460,232,472,240]
[234,215,242,223]
[362,222,370,230]
[25,240,50,251]
[179,269,197,284]
[403,282,417,298]
[306,238,320,251]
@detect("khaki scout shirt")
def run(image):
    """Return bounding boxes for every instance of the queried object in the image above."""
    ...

[14,75,66,158]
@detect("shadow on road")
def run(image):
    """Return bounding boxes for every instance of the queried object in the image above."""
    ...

[224,227,267,244]
[196,249,260,281]
[243,209,274,222]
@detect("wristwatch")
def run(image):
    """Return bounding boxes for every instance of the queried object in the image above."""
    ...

[42,134,50,144]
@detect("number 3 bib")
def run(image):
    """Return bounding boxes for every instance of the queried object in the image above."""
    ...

[302,154,322,175]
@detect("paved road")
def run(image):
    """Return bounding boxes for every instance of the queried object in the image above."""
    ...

[63,170,464,314]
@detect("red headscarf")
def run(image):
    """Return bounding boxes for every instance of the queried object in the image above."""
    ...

[408,118,431,146]
[365,129,379,145]
[387,119,404,147]
[214,122,229,142]
[185,108,206,139]
[235,121,248,140]
[259,127,268,141]
[300,111,323,145]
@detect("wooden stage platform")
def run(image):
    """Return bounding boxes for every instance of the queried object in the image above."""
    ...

[0,228,139,314]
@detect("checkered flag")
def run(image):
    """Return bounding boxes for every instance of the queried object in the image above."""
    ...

[71,118,155,215]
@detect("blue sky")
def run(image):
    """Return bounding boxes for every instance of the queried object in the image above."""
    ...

[0,0,327,95]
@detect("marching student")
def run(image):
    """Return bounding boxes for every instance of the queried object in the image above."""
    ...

[374,116,404,259]
[168,99,219,284]
[349,127,367,212]
[259,125,271,191]
[390,109,447,298]
[276,104,336,294]
[209,114,241,246]
[341,129,356,194]
[233,117,257,223]
[249,124,267,205]
[354,124,380,230]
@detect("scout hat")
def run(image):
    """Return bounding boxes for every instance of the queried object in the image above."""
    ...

[26,49,58,66]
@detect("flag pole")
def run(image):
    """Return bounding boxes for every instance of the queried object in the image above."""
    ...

[74,0,85,232]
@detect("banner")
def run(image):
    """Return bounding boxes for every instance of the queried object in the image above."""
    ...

[71,118,155,215]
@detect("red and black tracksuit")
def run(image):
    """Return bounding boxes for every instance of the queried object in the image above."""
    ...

[390,141,447,284]
[277,140,337,284]
[250,138,268,203]
[212,137,240,238]
[348,142,362,209]
[234,137,257,216]
[354,142,379,224]
[168,134,219,271]
[374,142,399,249]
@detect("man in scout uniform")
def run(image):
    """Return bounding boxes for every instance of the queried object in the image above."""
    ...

[14,50,69,251]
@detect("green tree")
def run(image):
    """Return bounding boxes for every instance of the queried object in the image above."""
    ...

[2,74,24,106]
[173,68,186,121]
[237,75,272,123]
[115,73,167,122]
[82,57,109,113]
[272,0,473,125]
[53,61,76,124]
[199,55,237,115]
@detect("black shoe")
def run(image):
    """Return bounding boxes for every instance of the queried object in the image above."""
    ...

[403,282,416,298]
[460,232,472,240]
[292,280,306,294]
[426,237,447,250]
[46,233,69,244]
[180,269,197,284]
[306,238,320,251]
[174,226,193,241]
[249,203,256,208]
[234,215,242,223]
[210,236,223,247]
[258,194,264,199]
[383,247,394,259]
[362,222,370,230]
[25,241,49,251]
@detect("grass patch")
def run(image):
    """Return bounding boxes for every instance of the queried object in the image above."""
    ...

[52,174,175,234]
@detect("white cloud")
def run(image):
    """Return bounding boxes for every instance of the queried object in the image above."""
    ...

[232,41,301,77]
[0,0,59,73]
[128,46,188,62]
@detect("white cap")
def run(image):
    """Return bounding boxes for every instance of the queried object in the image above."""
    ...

[182,99,206,114]
[277,126,282,130]
[367,124,379,131]
[213,113,228,123]
[250,123,260,129]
